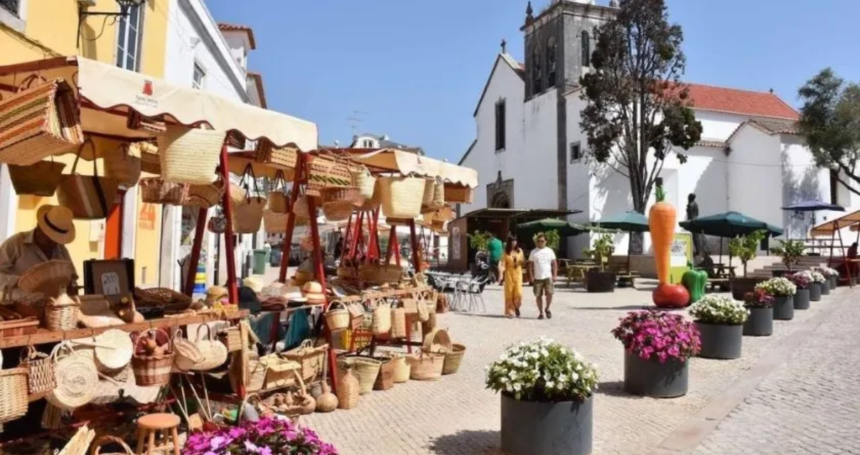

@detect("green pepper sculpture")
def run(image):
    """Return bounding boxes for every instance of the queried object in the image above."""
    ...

[681,268,708,305]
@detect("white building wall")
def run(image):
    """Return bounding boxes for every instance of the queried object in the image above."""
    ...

[727,126,783,229]
[520,90,558,209]
[781,135,833,238]
[694,111,749,141]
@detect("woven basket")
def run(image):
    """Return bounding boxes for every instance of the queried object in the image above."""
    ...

[103,143,141,188]
[373,357,395,391]
[91,435,134,455]
[444,185,474,203]
[423,328,453,353]
[372,301,392,335]
[325,301,350,331]
[47,343,98,410]
[350,166,376,200]
[391,307,407,339]
[158,126,224,185]
[190,324,229,371]
[255,140,298,168]
[359,263,403,285]
[406,353,445,381]
[343,357,381,395]
[336,365,360,410]
[58,141,120,220]
[9,160,66,196]
[293,196,313,219]
[186,178,226,208]
[321,186,361,205]
[93,329,133,371]
[140,177,186,205]
[263,210,291,233]
[378,176,426,219]
[173,329,204,372]
[18,260,76,296]
[390,355,410,383]
[442,344,466,375]
[268,191,289,214]
[422,179,445,213]
[322,201,353,222]
[217,326,242,352]
[131,329,175,386]
[0,351,28,424]
[284,340,327,381]
[45,295,80,331]
[233,197,266,234]
[22,346,56,397]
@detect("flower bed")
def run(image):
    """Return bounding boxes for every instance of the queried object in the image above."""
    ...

[688,295,749,325]
[185,417,338,455]
[754,277,796,297]
[743,289,775,308]
[611,310,700,363]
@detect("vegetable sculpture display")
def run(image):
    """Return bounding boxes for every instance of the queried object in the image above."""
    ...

[649,178,689,308]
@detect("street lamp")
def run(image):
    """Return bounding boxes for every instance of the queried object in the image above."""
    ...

[77,0,146,48]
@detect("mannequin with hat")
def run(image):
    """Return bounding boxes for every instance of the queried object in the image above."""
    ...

[0,205,78,293]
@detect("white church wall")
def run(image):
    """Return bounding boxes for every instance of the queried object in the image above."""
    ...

[520,90,559,209]
[781,135,834,238]
[727,126,783,231]
[694,111,749,141]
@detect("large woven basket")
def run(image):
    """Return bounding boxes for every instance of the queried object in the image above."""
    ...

[103,143,142,188]
[373,357,396,391]
[389,355,410,383]
[158,126,225,185]
[284,340,327,381]
[442,344,466,375]
[47,344,98,410]
[351,167,376,201]
[140,177,187,205]
[0,351,28,424]
[378,176,426,219]
[359,263,404,285]
[293,196,313,219]
[444,185,474,203]
[131,329,175,386]
[190,324,228,372]
[8,160,66,196]
[322,201,353,222]
[343,357,381,395]
[268,191,289,214]
[22,346,56,397]
[186,178,226,208]
[263,210,291,233]
[325,301,350,331]
[233,197,266,233]
[406,353,445,381]
[372,301,392,335]
[423,328,453,353]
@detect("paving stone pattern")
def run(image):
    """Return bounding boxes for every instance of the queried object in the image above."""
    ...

[302,282,849,455]
[691,291,860,455]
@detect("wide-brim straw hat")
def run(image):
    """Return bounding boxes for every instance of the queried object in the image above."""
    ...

[302,281,323,295]
[37,205,75,245]
[305,293,326,304]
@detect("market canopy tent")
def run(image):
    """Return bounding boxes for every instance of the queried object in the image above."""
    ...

[781,200,845,212]
[679,211,783,238]
[516,218,588,237]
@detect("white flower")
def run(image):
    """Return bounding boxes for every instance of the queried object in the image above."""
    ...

[513,383,522,391]
[570,372,579,382]
[546,381,555,389]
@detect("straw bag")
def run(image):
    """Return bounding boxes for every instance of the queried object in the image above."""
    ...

[0,77,83,166]
[346,301,365,330]
[308,156,353,195]
[103,143,141,188]
[391,307,407,339]
[406,353,445,380]
[373,357,395,391]
[389,354,410,383]
[267,171,290,214]
[140,177,187,205]
[0,351,28,424]
[131,329,174,386]
[255,140,298,168]
[45,290,80,331]
[258,354,300,390]
[58,140,119,220]
[342,357,381,395]
[90,435,134,455]
[378,176,426,219]
[284,340,327,381]
[422,178,445,213]
[336,364,360,410]
[442,343,466,375]
[233,165,266,234]
[173,328,204,372]
[47,343,98,410]
[217,325,242,353]
[372,300,392,335]
[186,177,226,209]
[444,185,474,203]
[293,195,313,219]
[423,328,453,353]
[8,159,66,196]
[158,126,225,185]
[351,166,376,201]
[190,324,228,371]
[359,263,404,285]
[263,210,290,234]
[325,301,350,331]
[21,346,56,398]
[93,329,133,372]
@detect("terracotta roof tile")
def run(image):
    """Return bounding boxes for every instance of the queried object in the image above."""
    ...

[218,23,256,50]
[685,83,799,120]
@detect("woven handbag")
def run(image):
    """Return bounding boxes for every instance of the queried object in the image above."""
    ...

[263,209,292,234]
[47,342,98,410]
[57,140,119,220]
[103,143,142,188]
[21,346,56,397]
[378,176,426,219]
[267,171,290,213]
[8,159,66,196]
[185,177,226,209]
[372,300,392,335]
[140,177,187,205]
[173,328,204,372]
[0,77,83,166]
[190,324,228,371]
[351,166,376,201]
[158,125,225,185]
[232,164,265,233]
[308,156,353,196]
[0,351,28,424]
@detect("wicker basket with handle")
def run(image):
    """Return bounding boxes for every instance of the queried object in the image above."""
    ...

[103,142,141,188]
[158,126,225,185]
[217,325,243,352]
[8,159,66,197]
[190,324,228,372]
[186,177,226,209]
[47,342,98,410]
[57,139,120,220]
[0,351,28,424]
[372,300,392,335]
[373,357,396,391]
[389,354,410,383]
[324,301,350,331]
[378,176,426,219]
[267,171,290,213]
[423,328,453,353]
[90,435,134,455]
[350,166,376,201]
[444,185,474,203]
[391,307,407,339]
[173,327,204,372]
[45,290,80,331]
[283,340,327,381]
[140,177,187,205]
[130,329,174,386]
[406,352,445,381]
[21,346,56,398]
[342,357,381,395]
[442,343,466,375]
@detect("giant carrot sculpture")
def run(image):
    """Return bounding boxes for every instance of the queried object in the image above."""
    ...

[649,178,689,307]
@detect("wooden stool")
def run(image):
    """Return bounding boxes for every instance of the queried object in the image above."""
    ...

[135,413,181,455]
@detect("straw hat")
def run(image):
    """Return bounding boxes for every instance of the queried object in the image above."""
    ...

[302,281,326,303]
[37,205,75,245]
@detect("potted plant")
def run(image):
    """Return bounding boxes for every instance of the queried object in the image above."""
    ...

[185,416,338,455]
[755,277,797,321]
[789,271,812,310]
[688,295,749,360]
[822,266,839,289]
[611,311,700,398]
[486,337,599,455]
[813,267,836,295]
[728,230,768,299]
[769,239,806,276]
[742,290,775,337]
[582,233,616,293]
[809,270,826,301]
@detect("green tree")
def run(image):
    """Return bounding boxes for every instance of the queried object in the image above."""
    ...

[729,230,767,277]
[534,230,561,252]
[580,0,702,223]
[797,68,860,196]
[582,233,615,272]
[770,239,806,271]
[467,231,492,252]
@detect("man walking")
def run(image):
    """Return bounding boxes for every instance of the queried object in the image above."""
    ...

[487,232,503,283]
[528,234,557,319]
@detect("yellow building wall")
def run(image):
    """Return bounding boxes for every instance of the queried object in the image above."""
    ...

[1,0,171,286]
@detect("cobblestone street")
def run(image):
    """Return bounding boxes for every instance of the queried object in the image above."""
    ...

[302,283,860,455]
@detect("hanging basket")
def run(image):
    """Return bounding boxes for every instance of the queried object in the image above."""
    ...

[322,201,353,222]
[21,346,56,398]
[325,301,350,331]
[0,351,28,424]
[359,263,404,285]
[57,140,119,220]
[372,301,392,335]
[158,126,225,185]
[8,160,66,196]
[233,197,266,233]
[378,176,426,219]
[444,185,474,203]
[391,307,407,339]
[217,325,243,353]
[140,178,187,205]
[173,328,204,372]
[190,324,229,372]
[351,166,376,201]
[293,196,312,219]
[186,178,226,208]
[268,192,289,214]
[93,329,134,371]
[264,210,291,234]
[103,143,142,188]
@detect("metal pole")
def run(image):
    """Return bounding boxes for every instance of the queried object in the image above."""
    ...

[219,145,239,304]
[409,219,420,272]
[278,155,304,283]
[183,207,208,296]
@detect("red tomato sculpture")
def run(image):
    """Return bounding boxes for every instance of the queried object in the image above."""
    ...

[652,284,690,309]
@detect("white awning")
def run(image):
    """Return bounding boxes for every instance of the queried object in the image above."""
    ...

[345,148,478,188]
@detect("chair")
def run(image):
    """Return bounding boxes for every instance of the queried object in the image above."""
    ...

[135,413,181,455]
[462,275,490,313]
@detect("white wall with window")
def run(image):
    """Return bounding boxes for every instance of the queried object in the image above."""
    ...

[115,4,143,71]
[0,0,27,32]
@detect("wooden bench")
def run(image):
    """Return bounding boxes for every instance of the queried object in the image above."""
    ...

[708,277,730,292]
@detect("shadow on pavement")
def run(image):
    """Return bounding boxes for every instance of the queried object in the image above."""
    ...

[449,312,511,319]
[574,305,652,311]
[429,429,504,455]
[596,380,642,399]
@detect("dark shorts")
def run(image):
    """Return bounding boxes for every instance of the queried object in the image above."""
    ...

[533,278,554,297]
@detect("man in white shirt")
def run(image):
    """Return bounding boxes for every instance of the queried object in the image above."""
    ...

[528,233,557,319]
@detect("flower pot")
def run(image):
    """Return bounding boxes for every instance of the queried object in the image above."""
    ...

[585,271,616,293]
[695,322,743,360]
[773,295,794,320]
[821,279,830,295]
[501,393,593,455]
[829,276,838,289]
[809,282,822,301]
[742,307,773,337]
[794,289,810,310]
[730,277,766,300]
[622,351,688,398]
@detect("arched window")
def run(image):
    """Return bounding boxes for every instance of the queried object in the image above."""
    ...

[546,36,557,87]
[532,46,542,94]
[581,31,591,68]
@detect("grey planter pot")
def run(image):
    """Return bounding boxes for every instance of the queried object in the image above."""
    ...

[821,279,830,295]
[794,289,810,310]
[829,276,838,289]
[730,277,767,300]
[501,394,593,455]
[623,351,688,398]
[696,322,743,360]
[743,307,773,336]
[809,282,822,301]
[773,295,795,320]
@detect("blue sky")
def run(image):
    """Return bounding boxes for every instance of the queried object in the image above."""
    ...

[207,0,860,163]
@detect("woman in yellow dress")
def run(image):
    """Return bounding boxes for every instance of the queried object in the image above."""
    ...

[501,236,524,318]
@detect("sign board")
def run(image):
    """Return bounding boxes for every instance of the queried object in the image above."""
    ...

[139,203,156,230]
[451,226,461,261]
[669,232,693,284]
